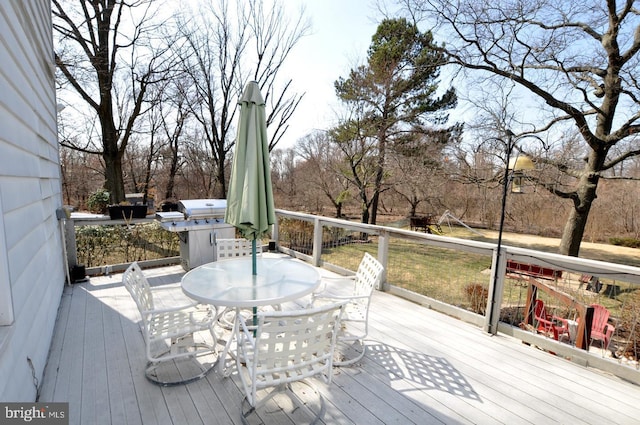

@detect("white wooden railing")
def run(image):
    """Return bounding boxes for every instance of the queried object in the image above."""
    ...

[67,209,640,384]
[273,209,640,384]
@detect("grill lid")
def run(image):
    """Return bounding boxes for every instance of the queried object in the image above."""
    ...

[178,199,227,219]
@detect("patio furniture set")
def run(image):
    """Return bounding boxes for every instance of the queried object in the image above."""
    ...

[122,241,385,423]
[508,260,616,351]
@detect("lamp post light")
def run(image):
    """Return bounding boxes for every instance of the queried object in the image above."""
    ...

[487,131,536,335]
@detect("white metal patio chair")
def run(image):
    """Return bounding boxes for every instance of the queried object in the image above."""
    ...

[217,237,255,260]
[122,262,218,386]
[216,238,256,329]
[235,301,346,424]
[309,252,384,366]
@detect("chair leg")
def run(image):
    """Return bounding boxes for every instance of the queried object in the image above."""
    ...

[334,338,366,367]
[218,307,237,330]
[145,325,219,386]
[145,342,217,386]
[241,381,326,425]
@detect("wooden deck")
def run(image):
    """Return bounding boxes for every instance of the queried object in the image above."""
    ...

[40,260,640,424]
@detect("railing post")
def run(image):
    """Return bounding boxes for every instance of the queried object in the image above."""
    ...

[377,230,389,291]
[271,218,279,250]
[486,245,506,334]
[65,218,78,268]
[311,217,322,267]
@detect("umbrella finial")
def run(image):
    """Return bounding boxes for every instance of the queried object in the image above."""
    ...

[240,81,264,106]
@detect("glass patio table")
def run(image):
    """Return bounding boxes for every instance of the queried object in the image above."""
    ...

[181,255,321,373]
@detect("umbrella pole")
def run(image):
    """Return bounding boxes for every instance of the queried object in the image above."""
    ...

[252,238,257,328]
[252,239,257,275]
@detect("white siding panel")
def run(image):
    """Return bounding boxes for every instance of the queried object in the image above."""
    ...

[0,192,13,326]
[41,177,56,199]
[1,177,42,215]
[0,0,64,401]
[0,122,42,176]
[6,207,49,277]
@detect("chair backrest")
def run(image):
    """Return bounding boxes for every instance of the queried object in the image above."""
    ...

[245,302,345,386]
[591,304,610,332]
[353,253,385,297]
[122,262,154,313]
[217,238,254,260]
[534,299,547,320]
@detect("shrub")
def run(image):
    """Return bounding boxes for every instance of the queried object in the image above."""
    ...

[75,222,179,267]
[465,283,488,314]
[87,189,110,214]
[609,237,640,248]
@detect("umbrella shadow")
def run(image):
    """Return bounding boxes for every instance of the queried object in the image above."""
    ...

[366,342,481,401]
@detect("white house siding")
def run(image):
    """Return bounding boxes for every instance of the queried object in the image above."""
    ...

[0,1,65,401]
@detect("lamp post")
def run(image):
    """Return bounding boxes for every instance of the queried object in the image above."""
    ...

[487,131,536,335]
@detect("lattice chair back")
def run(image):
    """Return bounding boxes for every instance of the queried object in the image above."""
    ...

[215,238,258,329]
[122,262,218,386]
[353,252,385,300]
[216,238,254,260]
[346,252,384,340]
[236,301,345,421]
[310,252,384,366]
[122,261,154,313]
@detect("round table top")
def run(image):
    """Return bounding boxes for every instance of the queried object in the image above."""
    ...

[181,256,321,308]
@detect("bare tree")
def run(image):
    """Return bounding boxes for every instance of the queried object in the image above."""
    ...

[60,147,104,208]
[295,132,352,218]
[389,126,462,216]
[155,77,192,202]
[329,113,379,224]
[401,0,640,256]
[53,0,175,204]
[270,147,298,202]
[173,0,309,198]
[124,93,165,205]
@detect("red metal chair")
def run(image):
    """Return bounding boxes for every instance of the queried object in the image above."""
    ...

[534,299,570,341]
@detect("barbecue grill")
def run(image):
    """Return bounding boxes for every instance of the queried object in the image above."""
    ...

[155,199,235,270]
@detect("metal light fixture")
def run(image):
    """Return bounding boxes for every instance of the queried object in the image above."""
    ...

[508,154,535,193]
[487,131,541,335]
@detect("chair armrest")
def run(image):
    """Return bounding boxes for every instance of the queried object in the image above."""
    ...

[605,323,616,337]
[313,294,368,302]
[551,315,569,327]
[149,284,183,291]
[321,275,356,281]
[141,303,215,318]
[314,276,355,292]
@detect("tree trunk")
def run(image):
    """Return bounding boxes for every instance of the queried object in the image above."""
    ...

[409,195,418,217]
[164,155,178,201]
[361,202,370,224]
[558,166,600,256]
[216,163,227,199]
[371,191,380,224]
[371,130,387,225]
[142,148,153,205]
[104,151,125,204]
[102,113,126,204]
[559,207,590,256]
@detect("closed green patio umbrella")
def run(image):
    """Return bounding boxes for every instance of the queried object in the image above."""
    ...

[225,81,275,275]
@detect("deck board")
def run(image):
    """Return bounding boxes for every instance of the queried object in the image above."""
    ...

[40,262,640,425]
